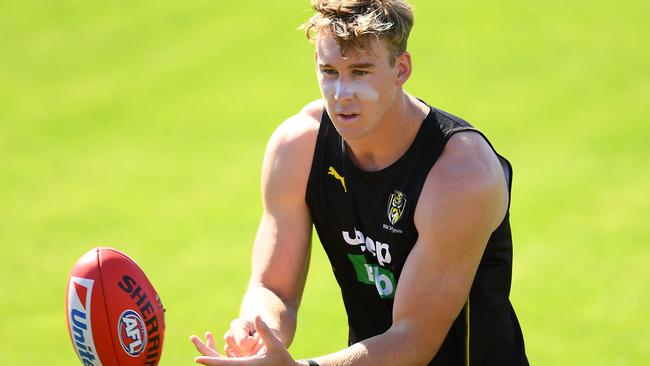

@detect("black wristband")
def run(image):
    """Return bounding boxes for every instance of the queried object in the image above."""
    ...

[307,360,320,366]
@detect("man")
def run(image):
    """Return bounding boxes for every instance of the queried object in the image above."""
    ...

[191,1,528,365]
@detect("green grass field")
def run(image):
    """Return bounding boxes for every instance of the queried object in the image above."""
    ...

[1,1,648,364]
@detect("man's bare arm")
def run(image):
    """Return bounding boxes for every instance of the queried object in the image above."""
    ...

[224,103,322,355]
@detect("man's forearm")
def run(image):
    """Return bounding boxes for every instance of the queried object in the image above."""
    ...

[309,322,438,366]
[240,284,298,347]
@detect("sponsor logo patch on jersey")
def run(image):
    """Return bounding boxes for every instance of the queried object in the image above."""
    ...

[118,309,148,357]
[387,190,406,225]
[347,254,396,299]
[328,166,347,193]
[342,228,392,266]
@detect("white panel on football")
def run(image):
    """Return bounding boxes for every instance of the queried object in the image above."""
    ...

[68,276,103,366]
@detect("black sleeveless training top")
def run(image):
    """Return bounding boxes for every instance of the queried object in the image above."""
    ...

[305,103,528,365]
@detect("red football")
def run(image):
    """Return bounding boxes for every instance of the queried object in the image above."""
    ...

[66,247,165,366]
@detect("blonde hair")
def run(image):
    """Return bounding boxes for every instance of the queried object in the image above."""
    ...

[300,0,414,64]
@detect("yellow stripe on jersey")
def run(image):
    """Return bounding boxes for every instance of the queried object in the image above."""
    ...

[465,297,471,366]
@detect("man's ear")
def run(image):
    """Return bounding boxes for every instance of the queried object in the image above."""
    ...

[396,51,413,86]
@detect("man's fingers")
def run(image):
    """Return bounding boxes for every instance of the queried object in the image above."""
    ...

[190,335,221,357]
[230,318,255,342]
[253,316,283,351]
[223,333,243,357]
[224,330,259,355]
[195,355,257,366]
[223,342,241,358]
[206,332,216,350]
[253,345,264,356]
[253,337,265,355]
[195,356,229,366]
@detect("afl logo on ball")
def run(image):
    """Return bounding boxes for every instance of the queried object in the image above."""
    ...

[118,309,147,357]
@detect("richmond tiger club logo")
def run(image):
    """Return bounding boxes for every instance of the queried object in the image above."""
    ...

[387,190,406,225]
[118,309,148,357]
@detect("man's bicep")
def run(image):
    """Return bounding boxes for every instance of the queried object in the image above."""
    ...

[248,114,318,305]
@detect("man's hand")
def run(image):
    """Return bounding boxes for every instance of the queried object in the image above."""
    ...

[190,316,302,366]
[222,318,263,357]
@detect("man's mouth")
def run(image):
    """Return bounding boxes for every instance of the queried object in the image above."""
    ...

[336,112,360,122]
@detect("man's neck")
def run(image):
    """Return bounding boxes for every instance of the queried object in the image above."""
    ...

[345,94,429,172]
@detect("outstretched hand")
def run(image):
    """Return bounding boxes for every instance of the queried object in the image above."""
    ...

[190,316,300,366]
[224,318,264,357]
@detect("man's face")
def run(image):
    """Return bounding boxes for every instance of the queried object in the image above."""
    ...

[316,33,406,142]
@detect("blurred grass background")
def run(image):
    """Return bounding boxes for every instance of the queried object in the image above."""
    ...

[1,0,648,365]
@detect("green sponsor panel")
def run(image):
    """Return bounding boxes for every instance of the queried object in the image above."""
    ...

[373,266,396,299]
[347,254,374,284]
[346,253,396,298]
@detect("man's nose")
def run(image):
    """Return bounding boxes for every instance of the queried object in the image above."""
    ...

[335,81,354,102]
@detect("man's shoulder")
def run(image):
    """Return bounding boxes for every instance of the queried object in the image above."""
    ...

[262,100,324,188]
[429,131,504,194]
[261,101,325,202]
[299,99,325,121]
[415,131,509,231]
[269,99,323,149]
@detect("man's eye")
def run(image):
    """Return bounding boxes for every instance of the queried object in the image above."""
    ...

[353,70,368,76]
[321,69,338,75]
